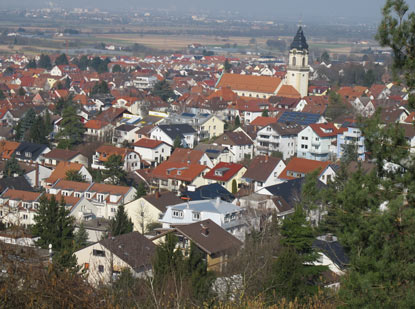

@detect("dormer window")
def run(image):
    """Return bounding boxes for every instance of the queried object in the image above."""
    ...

[25,152,32,158]
[192,212,200,221]
[172,210,183,218]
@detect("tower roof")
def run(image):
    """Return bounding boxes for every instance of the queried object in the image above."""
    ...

[290,26,308,50]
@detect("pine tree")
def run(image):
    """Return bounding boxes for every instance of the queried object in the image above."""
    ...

[224,58,232,73]
[65,170,85,182]
[32,195,76,269]
[3,154,23,177]
[234,115,241,128]
[15,108,36,141]
[29,115,48,145]
[55,53,69,66]
[173,135,182,149]
[152,79,176,102]
[57,104,85,149]
[26,59,37,69]
[109,205,133,237]
[38,54,52,69]
[103,154,127,185]
[74,223,89,250]
[135,182,147,199]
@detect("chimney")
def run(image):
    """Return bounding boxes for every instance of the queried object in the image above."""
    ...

[215,197,221,208]
[35,162,39,188]
[201,224,209,236]
[155,190,160,198]
[326,234,333,242]
[265,155,269,163]
[235,198,241,207]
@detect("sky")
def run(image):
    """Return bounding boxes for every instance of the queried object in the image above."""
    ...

[1,0,415,22]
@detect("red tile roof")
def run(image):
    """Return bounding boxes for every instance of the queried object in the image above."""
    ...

[277,85,301,99]
[204,162,245,182]
[217,73,282,94]
[279,157,332,180]
[152,161,207,182]
[250,116,278,127]
[85,119,110,130]
[46,161,85,184]
[133,138,164,149]
[309,123,346,138]
[2,189,42,202]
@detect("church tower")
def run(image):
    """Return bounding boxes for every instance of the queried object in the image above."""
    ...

[286,26,310,98]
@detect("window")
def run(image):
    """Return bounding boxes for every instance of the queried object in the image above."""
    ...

[97,194,104,202]
[302,57,305,67]
[98,265,104,273]
[293,56,297,66]
[23,214,28,220]
[192,212,200,220]
[93,249,106,257]
[173,210,183,218]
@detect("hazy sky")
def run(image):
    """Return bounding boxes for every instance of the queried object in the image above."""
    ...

[2,0,415,22]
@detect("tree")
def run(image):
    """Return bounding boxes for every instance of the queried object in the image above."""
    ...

[65,170,85,182]
[324,90,350,121]
[32,195,77,269]
[18,87,25,96]
[232,179,237,194]
[29,115,49,145]
[109,205,133,237]
[234,115,241,128]
[26,59,37,69]
[152,79,176,102]
[135,182,147,199]
[112,64,122,73]
[90,81,110,95]
[0,90,5,99]
[15,108,36,141]
[173,135,182,149]
[78,55,89,71]
[55,95,73,116]
[74,223,89,250]
[103,154,127,185]
[3,155,23,177]
[56,104,85,149]
[261,110,269,117]
[38,54,52,69]
[320,51,330,63]
[377,0,415,108]
[224,58,232,73]
[55,53,68,66]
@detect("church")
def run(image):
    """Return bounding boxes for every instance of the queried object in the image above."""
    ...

[215,26,310,99]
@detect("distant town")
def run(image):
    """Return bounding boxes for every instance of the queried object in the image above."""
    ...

[0,0,413,307]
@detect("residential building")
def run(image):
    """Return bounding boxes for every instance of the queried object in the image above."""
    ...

[181,183,234,203]
[91,145,142,171]
[112,124,140,146]
[204,162,246,193]
[160,198,247,240]
[337,126,365,161]
[156,219,242,272]
[243,155,286,192]
[133,138,172,167]
[150,124,197,149]
[255,122,303,159]
[42,149,88,167]
[214,131,254,162]
[13,142,50,163]
[75,232,155,285]
[44,161,92,187]
[277,111,326,125]
[194,144,233,165]
[124,191,183,234]
[168,148,214,169]
[297,123,345,161]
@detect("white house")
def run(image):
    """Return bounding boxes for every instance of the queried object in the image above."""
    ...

[160,198,247,241]
[150,124,197,149]
[214,131,254,163]
[297,123,344,161]
[243,156,286,192]
[255,123,303,160]
[133,138,172,167]
[91,145,143,172]
[75,232,155,286]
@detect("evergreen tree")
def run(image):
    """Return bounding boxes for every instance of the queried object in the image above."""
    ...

[377,0,415,108]
[38,54,52,69]
[0,90,5,99]
[152,79,176,102]
[103,154,127,185]
[231,179,237,194]
[224,58,232,73]
[109,205,133,237]
[135,182,147,199]
[26,59,37,69]
[74,223,89,250]
[173,136,182,149]
[18,87,25,96]
[29,115,48,145]
[234,115,241,128]
[55,53,69,66]
[78,55,89,71]
[112,64,122,73]
[3,155,23,177]
[320,51,330,63]
[90,81,110,95]
[55,95,73,115]
[15,108,36,141]
[65,170,85,182]
[32,195,76,269]
[56,104,85,149]
[261,110,269,117]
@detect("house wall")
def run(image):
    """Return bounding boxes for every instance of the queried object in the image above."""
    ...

[75,243,133,286]
[124,198,163,234]
[254,161,286,192]
[297,127,334,161]
[134,143,171,166]
[200,116,225,139]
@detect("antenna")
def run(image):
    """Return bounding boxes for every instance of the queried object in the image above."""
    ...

[298,15,304,29]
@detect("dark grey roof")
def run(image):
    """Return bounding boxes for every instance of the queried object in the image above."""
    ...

[115,124,137,132]
[290,26,309,50]
[157,124,196,140]
[143,191,183,212]
[0,176,34,194]
[264,178,326,207]
[182,183,234,202]
[313,236,349,270]
[13,142,48,161]
[277,111,321,126]
[100,232,156,272]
